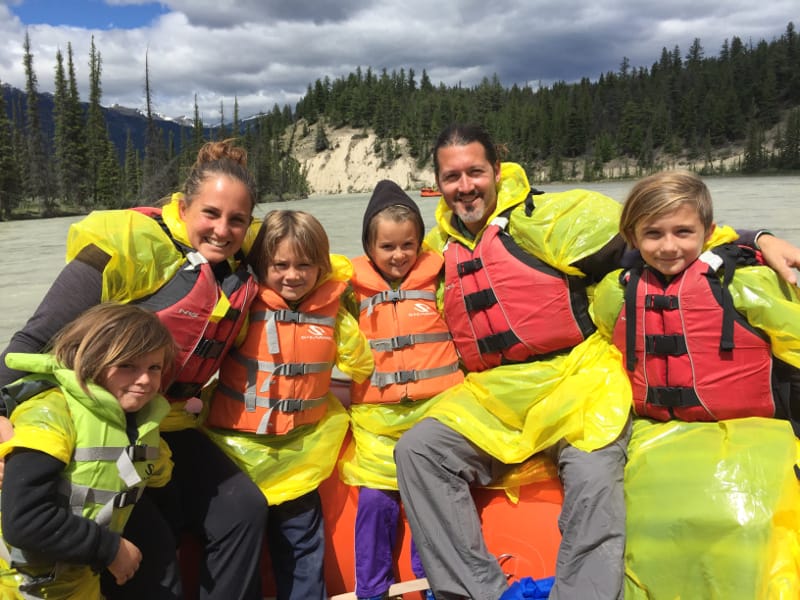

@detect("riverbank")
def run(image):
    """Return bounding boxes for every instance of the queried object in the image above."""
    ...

[289,114,794,195]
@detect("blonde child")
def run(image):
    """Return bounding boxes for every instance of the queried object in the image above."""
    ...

[339,180,463,600]
[203,210,373,600]
[592,169,800,598]
[0,303,175,599]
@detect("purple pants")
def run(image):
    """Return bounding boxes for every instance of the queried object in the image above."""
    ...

[354,487,426,598]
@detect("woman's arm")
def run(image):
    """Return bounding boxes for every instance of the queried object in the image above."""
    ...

[0,257,104,389]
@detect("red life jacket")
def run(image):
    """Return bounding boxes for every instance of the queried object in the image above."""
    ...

[130,207,256,402]
[349,252,463,404]
[613,248,775,421]
[443,215,595,372]
[206,278,344,435]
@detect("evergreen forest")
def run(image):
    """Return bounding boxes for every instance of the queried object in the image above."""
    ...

[0,22,798,220]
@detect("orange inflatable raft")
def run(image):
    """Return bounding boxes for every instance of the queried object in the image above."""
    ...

[180,381,564,598]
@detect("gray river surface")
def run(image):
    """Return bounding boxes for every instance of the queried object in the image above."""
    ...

[1,175,798,348]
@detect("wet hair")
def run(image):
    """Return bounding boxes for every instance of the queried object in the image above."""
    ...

[620,170,714,247]
[181,139,258,211]
[249,210,332,283]
[50,303,175,393]
[432,124,506,177]
[365,204,424,254]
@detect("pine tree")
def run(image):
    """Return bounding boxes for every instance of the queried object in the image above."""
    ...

[96,131,122,206]
[85,36,109,206]
[22,31,54,213]
[122,130,140,205]
[63,43,88,203]
[140,51,170,202]
[0,79,22,219]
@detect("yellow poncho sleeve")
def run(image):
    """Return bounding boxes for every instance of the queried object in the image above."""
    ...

[508,188,623,276]
[0,389,75,465]
[65,208,185,304]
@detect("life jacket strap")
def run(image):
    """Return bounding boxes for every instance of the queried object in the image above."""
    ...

[371,362,460,388]
[644,294,679,310]
[72,445,159,462]
[251,310,336,354]
[464,288,498,312]
[214,383,328,434]
[61,481,145,528]
[360,290,436,315]
[646,386,702,408]
[193,338,226,359]
[370,331,453,352]
[477,329,521,354]
[645,334,687,356]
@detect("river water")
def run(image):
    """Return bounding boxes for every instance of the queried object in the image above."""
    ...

[1,175,798,348]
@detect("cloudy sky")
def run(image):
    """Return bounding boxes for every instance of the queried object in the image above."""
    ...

[0,0,797,123]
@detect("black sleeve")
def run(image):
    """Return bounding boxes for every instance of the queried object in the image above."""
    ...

[772,357,800,435]
[736,229,759,248]
[1,449,120,571]
[0,247,107,388]
[571,233,628,285]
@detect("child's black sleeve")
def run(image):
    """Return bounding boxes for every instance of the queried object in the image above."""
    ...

[1,448,120,571]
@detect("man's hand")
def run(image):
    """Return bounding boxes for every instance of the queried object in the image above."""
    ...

[757,234,800,285]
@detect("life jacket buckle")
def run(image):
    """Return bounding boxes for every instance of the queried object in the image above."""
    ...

[126,445,150,461]
[457,257,483,276]
[390,335,414,350]
[393,370,418,384]
[113,488,142,509]
[380,290,403,303]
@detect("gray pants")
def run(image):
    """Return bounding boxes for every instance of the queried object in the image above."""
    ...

[395,417,631,600]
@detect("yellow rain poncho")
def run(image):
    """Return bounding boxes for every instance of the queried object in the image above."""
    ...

[592,228,800,598]
[65,194,261,432]
[340,394,440,490]
[624,418,800,599]
[422,163,632,480]
[203,256,374,505]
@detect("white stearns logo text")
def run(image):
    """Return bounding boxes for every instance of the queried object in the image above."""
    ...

[301,324,332,341]
[407,302,433,317]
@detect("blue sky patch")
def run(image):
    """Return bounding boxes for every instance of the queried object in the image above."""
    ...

[10,0,169,30]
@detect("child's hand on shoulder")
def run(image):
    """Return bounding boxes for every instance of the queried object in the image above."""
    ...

[108,537,142,585]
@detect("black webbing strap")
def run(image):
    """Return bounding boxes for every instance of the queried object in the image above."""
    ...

[646,386,702,408]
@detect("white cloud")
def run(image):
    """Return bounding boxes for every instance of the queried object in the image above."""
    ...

[0,0,797,121]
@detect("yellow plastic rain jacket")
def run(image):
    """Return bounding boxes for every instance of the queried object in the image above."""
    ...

[64,195,261,432]
[203,255,374,505]
[0,353,171,600]
[593,227,800,598]
[422,163,632,474]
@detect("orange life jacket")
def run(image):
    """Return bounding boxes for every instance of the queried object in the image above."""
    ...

[613,249,776,421]
[349,252,463,404]
[206,278,345,434]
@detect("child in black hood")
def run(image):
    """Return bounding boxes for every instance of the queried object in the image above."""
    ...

[340,180,461,600]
